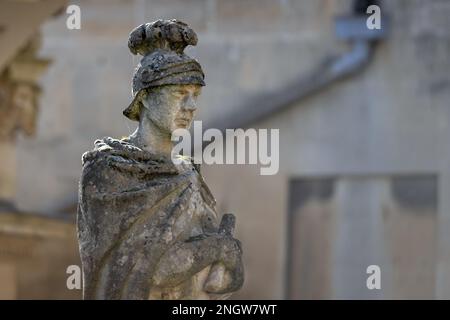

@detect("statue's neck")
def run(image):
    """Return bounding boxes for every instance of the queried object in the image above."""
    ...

[129,117,173,157]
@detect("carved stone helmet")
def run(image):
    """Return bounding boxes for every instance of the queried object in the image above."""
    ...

[123,19,205,121]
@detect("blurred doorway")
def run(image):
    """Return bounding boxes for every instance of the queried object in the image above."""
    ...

[286,175,437,299]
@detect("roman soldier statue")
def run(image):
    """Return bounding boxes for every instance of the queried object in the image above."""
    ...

[77,19,244,300]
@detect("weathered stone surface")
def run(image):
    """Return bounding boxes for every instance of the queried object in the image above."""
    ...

[77,20,244,300]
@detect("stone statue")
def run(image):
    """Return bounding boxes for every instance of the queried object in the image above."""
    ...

[77,20,244,300]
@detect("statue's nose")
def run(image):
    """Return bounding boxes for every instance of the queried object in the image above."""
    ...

[182,95,197,112]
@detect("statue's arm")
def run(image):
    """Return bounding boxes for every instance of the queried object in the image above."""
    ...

[152,215,243,294]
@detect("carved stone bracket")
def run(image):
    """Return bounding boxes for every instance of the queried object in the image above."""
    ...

[0,34,50,142]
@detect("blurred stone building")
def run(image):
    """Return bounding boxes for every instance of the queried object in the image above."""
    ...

[0,0,80,299]
[1,0,450,299]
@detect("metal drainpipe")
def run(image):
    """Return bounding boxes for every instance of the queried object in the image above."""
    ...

[330,40,372,76]
[204,5,388,133]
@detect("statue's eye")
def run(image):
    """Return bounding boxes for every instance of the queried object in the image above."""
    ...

[172,90,186,97]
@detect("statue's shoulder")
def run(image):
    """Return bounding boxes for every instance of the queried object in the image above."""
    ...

[80,136,178,181]
[81,137,139,165]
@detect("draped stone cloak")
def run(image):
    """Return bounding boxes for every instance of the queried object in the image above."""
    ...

[77,137,221,299]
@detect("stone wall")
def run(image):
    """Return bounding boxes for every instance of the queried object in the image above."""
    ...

[13,0,450,298]
[16,0,346,213]
[0,212,81,299]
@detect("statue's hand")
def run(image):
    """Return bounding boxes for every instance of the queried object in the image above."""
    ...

[202,214,244,294]
[151,214,243,297]
[152,231,242,286]
[203,235,244,294]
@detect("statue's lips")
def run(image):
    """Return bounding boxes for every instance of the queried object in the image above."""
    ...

[175,118,191,125]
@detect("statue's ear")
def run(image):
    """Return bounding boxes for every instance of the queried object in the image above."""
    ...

[138,89,149,112]
[140,88,149,99]
[137,100,145,120]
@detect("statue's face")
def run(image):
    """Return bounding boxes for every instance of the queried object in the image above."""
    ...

[13,84,38,136]
[0,82,38,140]
[140,84,201,133]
